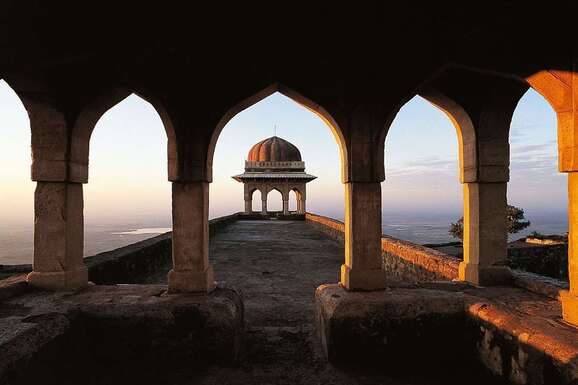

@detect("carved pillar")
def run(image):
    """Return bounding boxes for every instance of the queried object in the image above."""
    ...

[168,181,215,293]
[27,182,88,290]
[341,182,385,290]
[23,94,88,291]
[261,196,268,214]
[283,200,289,215]
[245,199,252,214]
[459,182,511,285]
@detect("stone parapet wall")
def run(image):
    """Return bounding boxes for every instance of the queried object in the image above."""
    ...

[305,213,572,300]
[86,213,241,284]
[305,213,460,281]
[0,213,242,287]
[507,241,568,281]
[304,213,345,242]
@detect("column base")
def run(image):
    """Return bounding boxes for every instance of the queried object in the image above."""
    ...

[27,267,88,291]
[560,290,578,327]
[458,262,512,286]
[167,266,216,293]
[340,264,385,291]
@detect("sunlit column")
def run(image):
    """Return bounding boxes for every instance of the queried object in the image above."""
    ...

[27,182,88,290]
[168,181,215,293]
[459,182,511,286]
[562,173,578,326]
[341,182,385,290]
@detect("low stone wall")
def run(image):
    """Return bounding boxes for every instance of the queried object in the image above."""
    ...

[507,240,568,281]
[305,213,572,300]
[86,213,240,284]
[305,213,345,242]
[305,213,460,282]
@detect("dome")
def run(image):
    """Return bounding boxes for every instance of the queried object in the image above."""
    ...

[248,136,302,162]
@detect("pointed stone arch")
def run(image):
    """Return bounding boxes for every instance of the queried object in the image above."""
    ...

[70,87,179,182]
[207,82,348,182]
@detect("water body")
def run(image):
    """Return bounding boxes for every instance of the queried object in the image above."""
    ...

[381,211,568,245]
[0,212,568,265]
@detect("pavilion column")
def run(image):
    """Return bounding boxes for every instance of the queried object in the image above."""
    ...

[168,181,215,293]
[341,182,385,290]
[27,182,88,290]
[261,196,268,214]
[245,199,252,214]
[459,181,511,286]
[24,94,88,291]
[561,173,578,325]
[299,197,306,214]
[283,199,289,215]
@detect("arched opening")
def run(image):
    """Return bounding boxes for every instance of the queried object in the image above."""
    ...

[209,89,343,220]
[289,190,298,212]
[83,94,171,256]
[382,95,462,249]
[507,86,567,280]
[250,188,262,213]
[208,89,345,359]
[0,80,33,265]
[267,189,283,213]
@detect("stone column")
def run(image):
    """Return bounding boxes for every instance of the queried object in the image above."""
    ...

[341,182,385,290]
[245,199,252,214]
[562,173,578,325]
[168,181,215,293]
[459,182,511,286]
[261,195,268,215]
[299,198,306,214]
[283,200,289,215]
[27,182,88,290]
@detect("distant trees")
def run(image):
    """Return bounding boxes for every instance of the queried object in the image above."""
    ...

[449,204,531,240]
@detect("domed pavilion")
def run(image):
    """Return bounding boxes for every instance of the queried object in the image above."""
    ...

[233,136,316,215]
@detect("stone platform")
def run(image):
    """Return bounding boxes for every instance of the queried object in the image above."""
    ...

[316,283,578,385]
[0,284,243,385]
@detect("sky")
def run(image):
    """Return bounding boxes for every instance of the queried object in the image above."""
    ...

[0,79,566,231]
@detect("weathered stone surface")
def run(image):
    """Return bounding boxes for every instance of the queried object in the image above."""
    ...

[28,182,87,291]
[316,283,578,384]
[0,285,244,385]
[315,283,469,364]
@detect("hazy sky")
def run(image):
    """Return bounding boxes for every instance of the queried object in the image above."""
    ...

[0,80,564,229]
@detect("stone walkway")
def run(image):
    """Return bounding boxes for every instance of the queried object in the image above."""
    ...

[155,220,506,385]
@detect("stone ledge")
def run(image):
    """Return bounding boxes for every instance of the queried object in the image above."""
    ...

[0,284,244,384]
[316,283,578,384]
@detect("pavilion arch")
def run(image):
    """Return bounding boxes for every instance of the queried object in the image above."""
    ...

[266,188,284,212]
[206,82,348,182]
[70,87,179,182]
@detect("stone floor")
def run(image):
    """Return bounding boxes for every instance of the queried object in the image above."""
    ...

[152,220,507,385]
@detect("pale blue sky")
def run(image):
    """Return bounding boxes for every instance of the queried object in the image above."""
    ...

[0,80,565,231]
